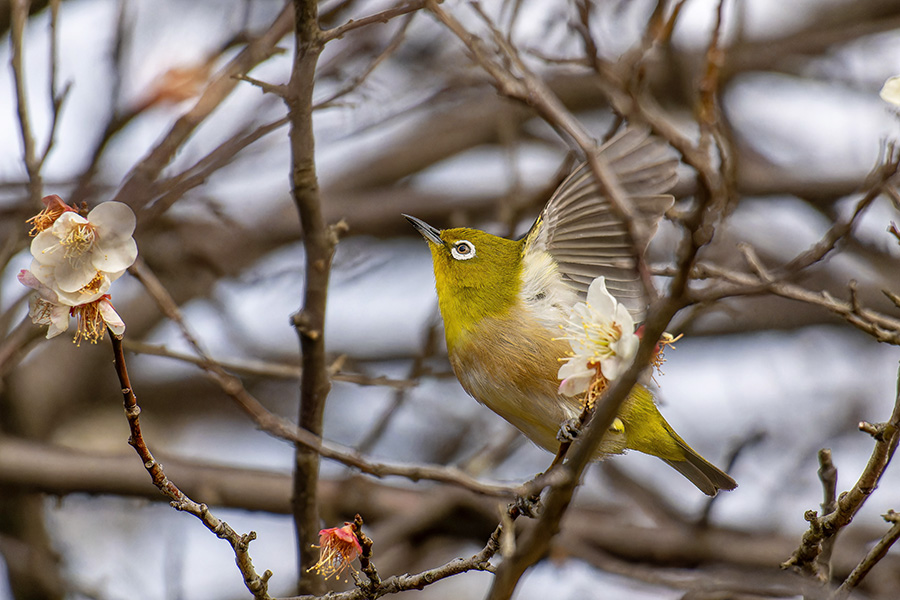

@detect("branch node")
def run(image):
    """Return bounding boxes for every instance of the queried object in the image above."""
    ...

[329,219,350,245]
[859,420,883,440]
[351,513,381,589]
[291,310,321,339]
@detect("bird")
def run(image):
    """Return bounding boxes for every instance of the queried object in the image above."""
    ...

[405,128,737,496]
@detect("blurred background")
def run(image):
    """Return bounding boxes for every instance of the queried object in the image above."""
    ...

[1,0,900,598]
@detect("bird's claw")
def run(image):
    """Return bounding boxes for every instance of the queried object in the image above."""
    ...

[556,418,581,443]
[511,494,542,519]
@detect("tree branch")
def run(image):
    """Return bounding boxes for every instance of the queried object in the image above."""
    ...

[782,364,900,577]
[111,4,293,212]
[286,2,338,591]
[109,334,273,599]
[320,0,427,44]
[10,0,43,205]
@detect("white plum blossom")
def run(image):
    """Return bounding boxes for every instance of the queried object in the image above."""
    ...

[28,261,118,307]
[17,269,126,343]
[19,196,135,344]
[880,76,900,106]
[557,276,639,397]
[17,270,71,339]
[30,201,137,295]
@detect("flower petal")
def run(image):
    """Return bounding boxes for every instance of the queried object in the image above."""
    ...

[92,237,138,273]
[49,211,89,236]
[55,277,110,306]
[614,332,639,363]
[559,373,592,397]
[30,230,65,264]
[105,269,127,283]
[585,276,615,317]
[600,356,625,380]
[46,305,71,338]
[88,202,136,238]
[54,259,99,293]
[18,269,58,302]
[558,359,591,381]
[614,303,635,333]
[98,299,126,337]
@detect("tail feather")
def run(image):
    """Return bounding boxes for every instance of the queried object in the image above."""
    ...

[664,451,738,497]
[620,385,738,496]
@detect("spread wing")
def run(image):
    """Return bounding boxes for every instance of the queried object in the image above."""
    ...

[523,127,678,322]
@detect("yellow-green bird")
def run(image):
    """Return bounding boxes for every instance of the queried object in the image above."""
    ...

[405,128,736,496]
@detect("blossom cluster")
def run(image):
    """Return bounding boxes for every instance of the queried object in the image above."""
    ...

[18,195,138,344]
[556,276,676,405]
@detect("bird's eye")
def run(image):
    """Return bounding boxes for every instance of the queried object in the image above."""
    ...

[450,240,476,261]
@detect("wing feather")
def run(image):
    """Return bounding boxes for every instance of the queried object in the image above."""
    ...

[523,127,677,322]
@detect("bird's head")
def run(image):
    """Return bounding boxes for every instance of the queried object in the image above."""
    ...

[405,215,524,348]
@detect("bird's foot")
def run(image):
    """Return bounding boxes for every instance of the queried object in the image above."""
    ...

[556,417,582,444]
[511,493,542,519]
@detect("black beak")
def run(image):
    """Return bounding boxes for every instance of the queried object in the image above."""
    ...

[403,214,444,246]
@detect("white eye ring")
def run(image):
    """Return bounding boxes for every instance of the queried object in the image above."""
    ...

[450,240,476,260]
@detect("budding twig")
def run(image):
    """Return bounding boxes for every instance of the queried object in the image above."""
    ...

[108,334,273,599]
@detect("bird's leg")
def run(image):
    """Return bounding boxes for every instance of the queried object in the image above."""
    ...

[550,394,596,468]
[519,398,597,516]
[510,493,542,519]
[549,417,583,469]
[556,417,583,444]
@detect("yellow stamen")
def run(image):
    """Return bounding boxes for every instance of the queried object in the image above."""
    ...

[650,332,683,384]
[80,272,105,295]
[581,363,608,410]
[307,525,361,581]
[60,223,97,261]
[72,301,106,346]
[27,197,75,236]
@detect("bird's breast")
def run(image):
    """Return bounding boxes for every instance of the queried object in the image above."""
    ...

[448,306,582,452]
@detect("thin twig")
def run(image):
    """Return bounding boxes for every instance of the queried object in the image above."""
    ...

[124,340,415,389]
[111,4,294,212]
[142,116,290,221]
[287,524,501,600]
[831,510,900,599]
[39,0,70,167]
[109,335,273,599]
[698,430,765,527]
[686,261,900,345]
[315,12,414,110]
[778,148,900,276]
[816,448,839,582]
[320,0,427,43]
[10,0,43,205]
[782,364,900,574]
